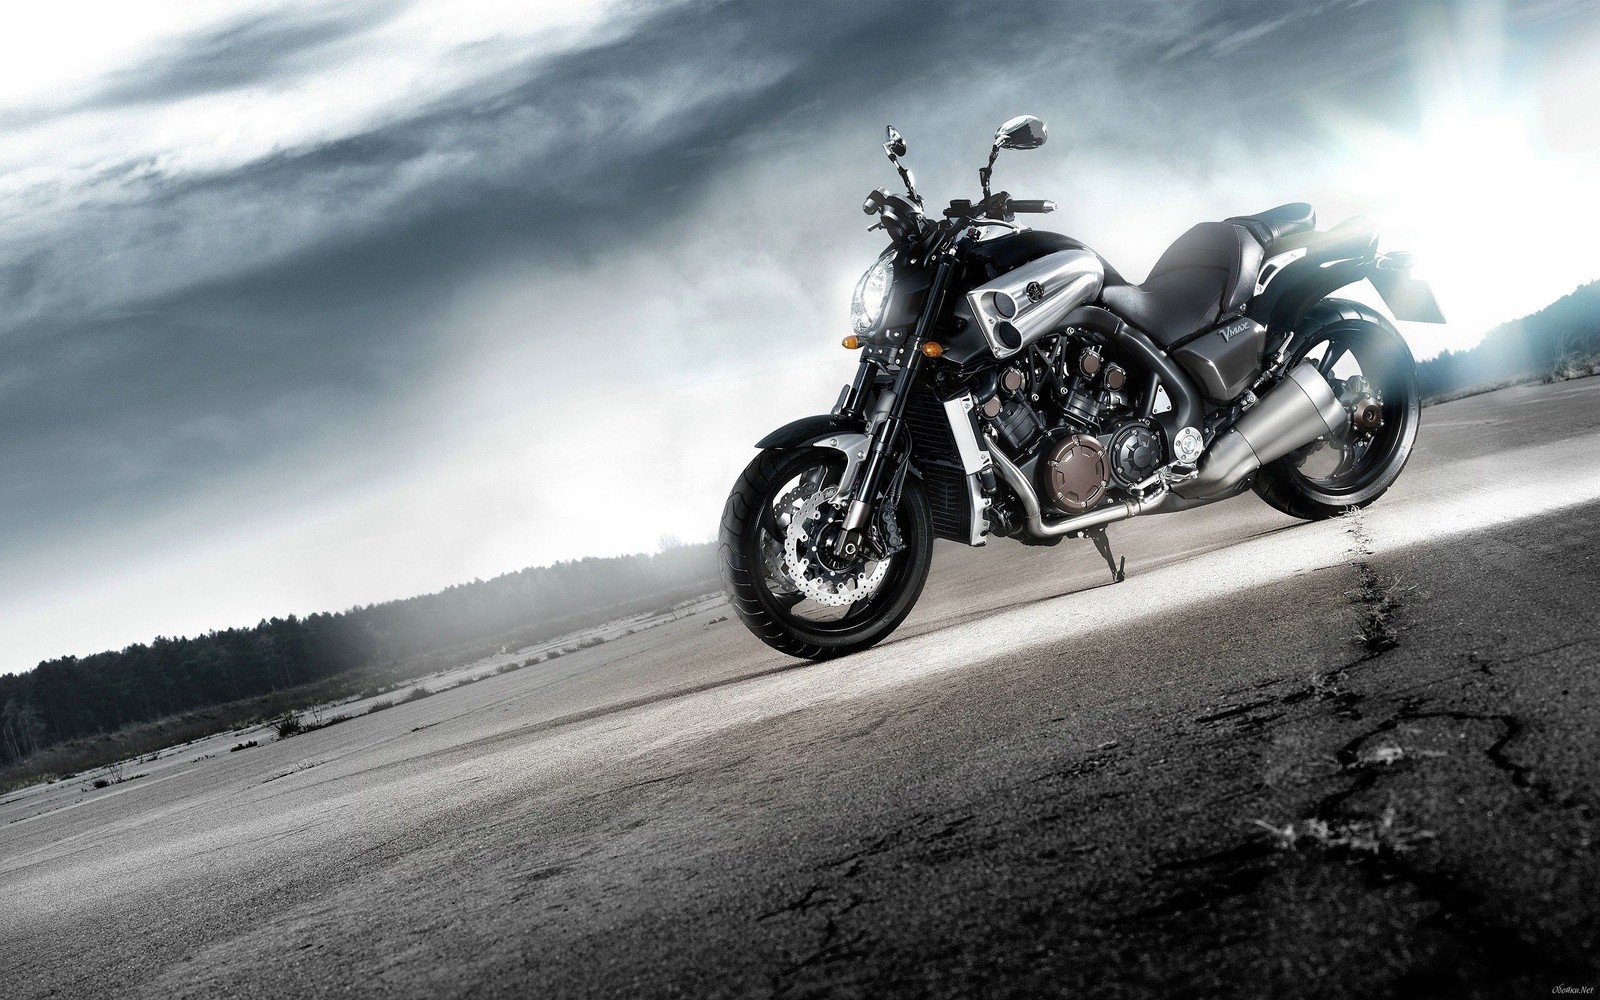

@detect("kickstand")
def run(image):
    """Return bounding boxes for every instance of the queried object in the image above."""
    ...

[1086,527,1126,584]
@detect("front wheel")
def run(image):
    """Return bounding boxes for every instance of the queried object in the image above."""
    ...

[1254,300,1421,520]
[719,447,934,660]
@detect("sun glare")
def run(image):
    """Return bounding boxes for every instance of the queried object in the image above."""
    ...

[1325,6,1600,360]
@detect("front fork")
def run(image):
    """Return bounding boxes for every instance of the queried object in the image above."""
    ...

[831,253,956,558]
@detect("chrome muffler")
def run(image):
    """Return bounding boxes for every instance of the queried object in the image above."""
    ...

[1173,361,1348,500]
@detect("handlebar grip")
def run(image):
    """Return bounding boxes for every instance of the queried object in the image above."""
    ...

[1010,199,1056,214]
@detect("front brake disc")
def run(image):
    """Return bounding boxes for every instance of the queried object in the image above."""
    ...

[782,488,891,608]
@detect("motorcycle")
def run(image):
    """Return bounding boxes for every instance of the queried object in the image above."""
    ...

[719,115,1444,659]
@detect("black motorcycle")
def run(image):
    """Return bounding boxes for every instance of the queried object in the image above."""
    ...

[720,116,1443,659]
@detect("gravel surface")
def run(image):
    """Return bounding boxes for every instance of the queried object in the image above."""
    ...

[3,378,1598,999]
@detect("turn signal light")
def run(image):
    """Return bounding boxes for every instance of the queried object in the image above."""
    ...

[921,341,944,358]
[841,335,862,349]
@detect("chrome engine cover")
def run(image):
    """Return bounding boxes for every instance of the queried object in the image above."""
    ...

[964,249,1105,360]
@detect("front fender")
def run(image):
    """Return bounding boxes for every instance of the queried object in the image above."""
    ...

[755,414,873,500]
[755,414,865,450]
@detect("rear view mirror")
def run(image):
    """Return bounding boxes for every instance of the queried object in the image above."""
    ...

[995,115,1047,151]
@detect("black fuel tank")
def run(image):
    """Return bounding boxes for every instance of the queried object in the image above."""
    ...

[963,230,1085,281]
[1172,316,1266,403]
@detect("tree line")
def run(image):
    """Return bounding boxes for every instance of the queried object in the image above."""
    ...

[0,542,718,766]
[1416,279,1600,399]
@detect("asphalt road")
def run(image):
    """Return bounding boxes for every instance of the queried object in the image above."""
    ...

[4,378,1599,999]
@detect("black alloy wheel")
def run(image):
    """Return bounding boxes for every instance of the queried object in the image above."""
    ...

[1254,300,1421,520]
[719,447,934,659]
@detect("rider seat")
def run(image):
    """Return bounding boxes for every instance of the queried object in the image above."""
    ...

[1224,202,1316,248]
[1098,221,1264,346]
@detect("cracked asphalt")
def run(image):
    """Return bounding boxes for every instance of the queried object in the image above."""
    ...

[3,378,1599,999]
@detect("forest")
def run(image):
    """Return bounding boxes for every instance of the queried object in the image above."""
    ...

[0,542,718,767]
[1416,279,1600,399]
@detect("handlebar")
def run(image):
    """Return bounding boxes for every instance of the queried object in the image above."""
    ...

[942,193,1055,222]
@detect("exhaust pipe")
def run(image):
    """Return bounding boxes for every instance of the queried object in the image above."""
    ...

[990,447,1169,539]
[1173,361,1348,501]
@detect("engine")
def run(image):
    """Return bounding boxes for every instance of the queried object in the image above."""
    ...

[970,330,1164,517]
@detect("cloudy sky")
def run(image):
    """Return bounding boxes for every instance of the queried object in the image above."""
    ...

[2,0,1597,672]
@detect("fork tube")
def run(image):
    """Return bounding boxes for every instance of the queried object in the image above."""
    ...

[837,253,955,542]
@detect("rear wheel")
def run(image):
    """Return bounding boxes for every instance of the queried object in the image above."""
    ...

[1254,300,1420,520]
[719,448,934,659]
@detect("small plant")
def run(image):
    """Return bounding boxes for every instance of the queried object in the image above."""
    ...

[400,686,433,704]
[93,778,110,789]
[365,698,394,714]
[229,740,258,752]
[546,649,564,660]
[578,635,606,649]
[1308,669,1351,701]
[274,713,305,740]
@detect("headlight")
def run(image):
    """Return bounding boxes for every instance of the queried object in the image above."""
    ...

[851,253,894,334]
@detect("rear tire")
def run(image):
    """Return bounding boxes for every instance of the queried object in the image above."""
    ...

[719,448,934,660]
[1254,300,1420,521]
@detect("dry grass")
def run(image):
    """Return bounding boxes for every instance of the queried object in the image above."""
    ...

[1546,355,1600,384]
[1254,804,1436,859]
[1352,570,1409,656]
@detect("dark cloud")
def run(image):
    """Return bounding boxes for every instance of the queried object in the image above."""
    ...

[0,0,1417,543]
[95,3,407,109]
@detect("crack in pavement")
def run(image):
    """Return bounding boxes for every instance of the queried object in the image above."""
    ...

[1126,512,1594,988]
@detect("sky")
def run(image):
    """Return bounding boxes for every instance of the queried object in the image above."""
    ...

[2,0,1598,673]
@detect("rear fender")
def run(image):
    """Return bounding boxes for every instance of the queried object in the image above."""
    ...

[1250,218,1444,333]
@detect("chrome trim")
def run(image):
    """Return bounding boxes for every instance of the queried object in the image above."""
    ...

[964,474,991,547]
[942,393,992,546]
[813,432,871,498]
[941,395,992,476]
[990,446,1168,539]
[964,249,1105,360]
[1254,246,1308,295]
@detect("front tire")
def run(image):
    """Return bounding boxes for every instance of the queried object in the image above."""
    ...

[1254,300,1421,520]
[719,448,934,660]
